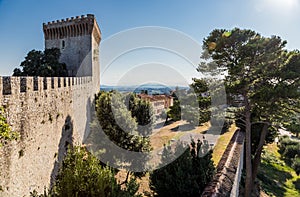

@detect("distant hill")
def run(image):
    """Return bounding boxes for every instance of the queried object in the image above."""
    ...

[100,84,189,95]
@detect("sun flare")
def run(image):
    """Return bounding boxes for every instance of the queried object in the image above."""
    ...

[269,0,299,9]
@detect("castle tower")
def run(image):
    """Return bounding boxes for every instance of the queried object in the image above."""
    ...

[43,14,101,88]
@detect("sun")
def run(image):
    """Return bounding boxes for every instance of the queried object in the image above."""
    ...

[269,0,299,9]
[255,0,299,13]
[266,0,298,8]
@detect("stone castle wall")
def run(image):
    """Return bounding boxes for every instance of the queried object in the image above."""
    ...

[0,76,96,196]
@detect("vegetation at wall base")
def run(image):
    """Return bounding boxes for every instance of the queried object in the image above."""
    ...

[0,106,19,147]
[30,146,142,197]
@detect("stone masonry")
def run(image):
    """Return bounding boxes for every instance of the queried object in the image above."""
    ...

[201,129,245,197]
[0,14,101,196]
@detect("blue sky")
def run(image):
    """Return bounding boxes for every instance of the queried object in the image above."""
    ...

[1,0,300,86]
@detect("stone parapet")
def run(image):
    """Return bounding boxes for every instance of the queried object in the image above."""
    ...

[0,76,92,96]
[201,129,245,197]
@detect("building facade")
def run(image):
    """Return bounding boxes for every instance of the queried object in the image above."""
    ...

[138,94,173,116]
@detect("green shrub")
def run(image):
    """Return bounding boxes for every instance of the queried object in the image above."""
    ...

[292,157,300,175]
[54,146,142,197]
[278,137,299,155]
[30,189,50,197]
[262,150,285,166]
[31,146,141,197]
[282,144,300,161]
[52,146,117,196]
[221,119,233,134]
[0,107,19,147]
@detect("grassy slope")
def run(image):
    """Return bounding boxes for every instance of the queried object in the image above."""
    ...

[258,143,300,197]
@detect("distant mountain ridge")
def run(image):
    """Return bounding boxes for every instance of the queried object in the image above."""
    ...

[100,84,189,95]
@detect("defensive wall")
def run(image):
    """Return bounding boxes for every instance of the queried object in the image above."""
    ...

[0,14,101,196]
[202,129,245,197]
[0,76,96,196]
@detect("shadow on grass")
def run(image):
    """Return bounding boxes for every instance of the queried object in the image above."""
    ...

[293,178,300,191]
[171,126,179,131]
[154,121,167,130]
[163,120,174,126]
[258,161,292,197]
[171,123,195,132]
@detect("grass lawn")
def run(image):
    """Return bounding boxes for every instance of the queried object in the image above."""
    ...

[258,143,300,197]
[211,123,237,166]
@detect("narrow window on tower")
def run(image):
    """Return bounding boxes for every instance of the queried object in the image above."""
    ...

[62,40,65,49]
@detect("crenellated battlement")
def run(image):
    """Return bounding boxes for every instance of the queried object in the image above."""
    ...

[44,14,93,26]
[0,76,92,96]
[43,14,101,43]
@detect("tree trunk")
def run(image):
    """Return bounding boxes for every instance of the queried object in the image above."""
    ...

[251,123,269,190]
[120,171,130,185]
[244,104,253,197]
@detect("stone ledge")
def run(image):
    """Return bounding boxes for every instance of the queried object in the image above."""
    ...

[0,76,93,96]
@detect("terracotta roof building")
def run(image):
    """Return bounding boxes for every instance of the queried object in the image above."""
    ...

[138,94,173,116]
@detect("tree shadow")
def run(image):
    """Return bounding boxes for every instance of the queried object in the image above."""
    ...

[205,126,223,135]
[258,161,292,197]
[154,121,166,130]
[293,178,300,191]
[163,120,174,126]
[202,130,208,134]
[50,115,74,187]
[83,97,92,142]
[171,126,179,132]
[170,123,195,132]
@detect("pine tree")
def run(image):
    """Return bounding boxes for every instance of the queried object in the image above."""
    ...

[199,28,300,196]
[126,93,155,136]
[86,91,152,183]
[13,48,68,77]
[150,140,215,197]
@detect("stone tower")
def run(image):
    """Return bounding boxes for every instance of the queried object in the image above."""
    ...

[43,14,101,88]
